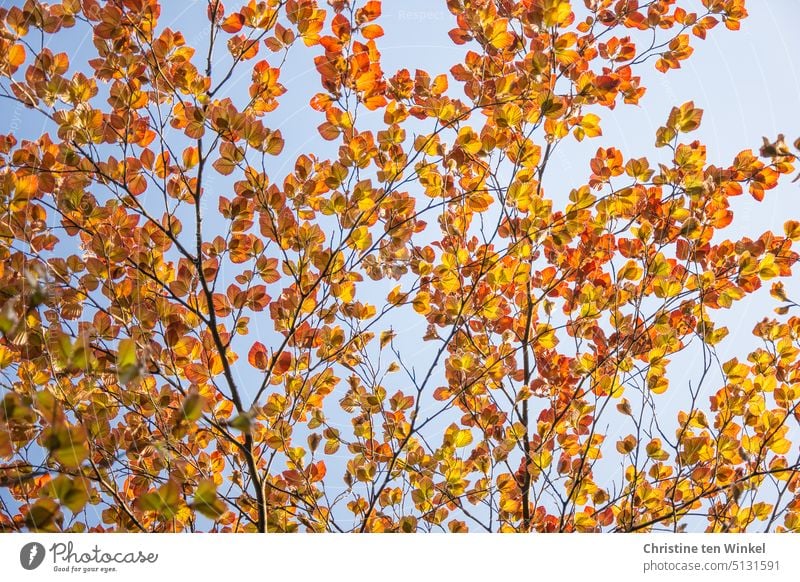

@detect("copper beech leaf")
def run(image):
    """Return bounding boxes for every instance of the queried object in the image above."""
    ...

[248,341,269,370]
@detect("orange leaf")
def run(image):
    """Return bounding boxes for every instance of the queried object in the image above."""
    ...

[8,44,25,68]
[221,13,244,33]
[318,122,340,141]
[361,24,383,39]
[248,341,269,370]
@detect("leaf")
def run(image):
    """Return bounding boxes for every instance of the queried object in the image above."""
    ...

[770,282,788,302]
[645,439,670,461]
[248,341,269,370]
[758,255,779,280]
[543,0,572,27]
[179,392,206,423]
[448,28,472,45]
[574,511,597,530]
[229,413,253,433]
[670,101,703,133]
[356,0,381,23]
[412,291,430,314]
[221,13,244,33]
[182,146,200,168]
[379,329,395,349]
[574,113,602,141]
[318,121,340,140]
[116,338,140,383]
[273,351,292,375]
[138,481,182,518]
[25,498,61,531]
[46,475,90,513]
[361,24,383,39]
[0,430,11,459]
[616,435,637,454]
[625,157,654,182]
[264,130,285,155]
[349,226,372,251]
[185,363,211,384]
[784,220,800,241]
[8,44,26,68]
[192,480,227,520]
[53,439,89,470]
[453,430,473,448]
[770,437,791,455]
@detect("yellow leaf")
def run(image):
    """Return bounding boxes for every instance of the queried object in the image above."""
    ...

[758,255,779,279]
[543,0,572,27]
[648,375,669,394]
[453,429,473,448]
[349,226,372,251]
[574,113,602,141]
[618,260,643,281]
[456,126,481,155]
[117,338,137,369]
[770,437,791,455]
[116,338,140,383]
[535,324,558,349]
[380,329,396,349]
[0,344,14,369]
[670,101,703,133]
[784,220,800,241]
[412,291,430,314]
[653,278,681,298]
[574,511,597,529]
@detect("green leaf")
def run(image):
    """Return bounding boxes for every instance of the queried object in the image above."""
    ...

[25,498,61,531]
[117,338,137,367]
[138,481,181,518]
[53,440,89,469]
[46,475,89,513]
[229,413,253,433]
[192,480,226,520]
[179,392,205,423]
[45,426,88,469]
[116,338,140,383]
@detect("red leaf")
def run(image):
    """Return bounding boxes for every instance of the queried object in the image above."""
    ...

[248,342,269,370]
[273,351,292,375]
[448,28,471,45]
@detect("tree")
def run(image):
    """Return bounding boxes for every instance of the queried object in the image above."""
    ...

[0,0,799,533]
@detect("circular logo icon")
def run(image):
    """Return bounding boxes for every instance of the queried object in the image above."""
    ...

[20,542,46,570]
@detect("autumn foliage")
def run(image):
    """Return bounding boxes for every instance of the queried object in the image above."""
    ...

[2,0,800,533]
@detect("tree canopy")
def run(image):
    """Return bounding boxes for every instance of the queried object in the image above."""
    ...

[2,0,800,533]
